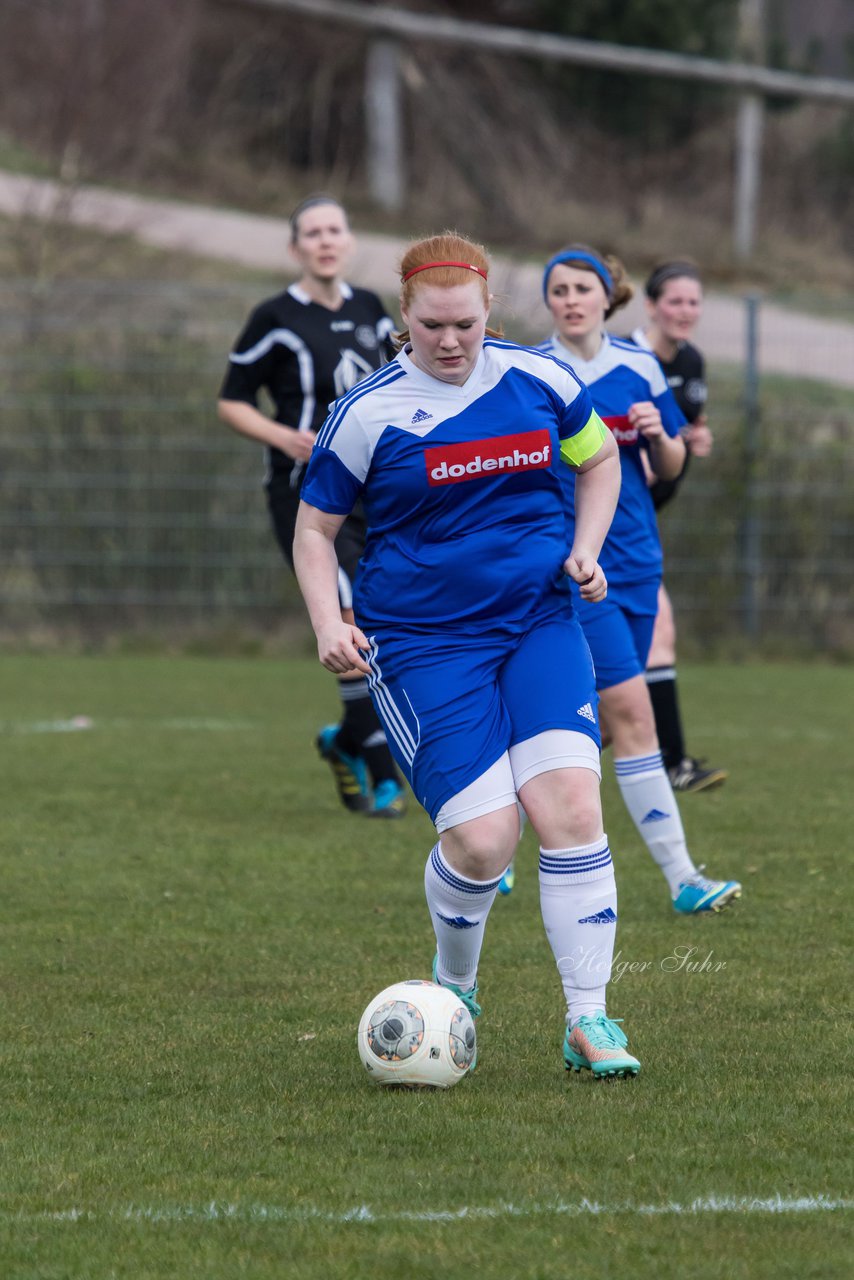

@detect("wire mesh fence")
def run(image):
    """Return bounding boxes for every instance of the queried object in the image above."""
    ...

[1,279,852,653]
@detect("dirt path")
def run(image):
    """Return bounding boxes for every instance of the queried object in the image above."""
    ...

[2,171,852,387]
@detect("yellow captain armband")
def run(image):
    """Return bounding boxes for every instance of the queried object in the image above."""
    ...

[560,411,607,467]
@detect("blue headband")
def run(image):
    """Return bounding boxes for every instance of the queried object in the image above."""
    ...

[542,251,613,300]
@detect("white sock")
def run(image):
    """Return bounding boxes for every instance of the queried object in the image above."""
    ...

[424,842,503,990]
[538,837,616,1026]
[614,751,696,894]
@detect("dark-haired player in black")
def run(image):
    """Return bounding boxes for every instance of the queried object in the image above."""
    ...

[629,260,727,794]
[218,195,406,816]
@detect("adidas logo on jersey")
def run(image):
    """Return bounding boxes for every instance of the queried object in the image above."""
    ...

[425,429,551,486]
[641,808,670,824]
[411,408,433,424]
[577,906,617,925]
[576,702,595,723]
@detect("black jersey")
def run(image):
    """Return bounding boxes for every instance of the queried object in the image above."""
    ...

[629,329,706,424]
[220,282,396,483]
[627,329,707,510]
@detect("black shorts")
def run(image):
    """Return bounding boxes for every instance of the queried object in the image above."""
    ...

[266,474,367,610]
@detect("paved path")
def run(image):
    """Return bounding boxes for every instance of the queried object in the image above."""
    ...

[2,171,852,386]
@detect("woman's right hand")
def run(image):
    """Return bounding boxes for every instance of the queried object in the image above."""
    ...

[316,621,372,675]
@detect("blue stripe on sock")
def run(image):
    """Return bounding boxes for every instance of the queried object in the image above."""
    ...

[538,846,612,876]
[430,847,501,896]
[614,753,663,776]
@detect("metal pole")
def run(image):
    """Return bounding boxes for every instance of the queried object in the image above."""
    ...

[741,293,762,639]
[364,38,404,213]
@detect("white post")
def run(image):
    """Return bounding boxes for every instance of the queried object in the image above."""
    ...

[365,38,404,213]
[734,92,764,260]
[733,0,766,261]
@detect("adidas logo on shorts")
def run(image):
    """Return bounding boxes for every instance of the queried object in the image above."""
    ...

[576,702,595,723]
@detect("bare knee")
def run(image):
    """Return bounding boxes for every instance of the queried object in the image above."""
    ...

[648,588,676,666]
[440,806,519,880]
[519,768,603,850]
[600,678,658,757]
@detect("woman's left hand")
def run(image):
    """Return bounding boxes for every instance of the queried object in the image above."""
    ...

[682,413,713,457]
[565,552,608,602]
[628,400,664,442]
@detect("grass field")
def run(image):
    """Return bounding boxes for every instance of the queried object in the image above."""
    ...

[1,655,851,1278]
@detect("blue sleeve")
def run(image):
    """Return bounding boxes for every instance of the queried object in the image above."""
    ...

[557,381,595,440]
[301,447,363,516]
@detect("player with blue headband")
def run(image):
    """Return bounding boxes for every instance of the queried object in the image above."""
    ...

[542,248,614,301]
[506,245,742,941]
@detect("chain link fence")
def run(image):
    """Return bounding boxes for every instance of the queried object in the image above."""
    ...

[1,280,852,654]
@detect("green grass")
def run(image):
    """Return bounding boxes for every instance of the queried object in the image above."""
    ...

[1,656,852,1278]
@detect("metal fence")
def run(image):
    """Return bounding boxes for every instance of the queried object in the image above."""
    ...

[1,280,852,654]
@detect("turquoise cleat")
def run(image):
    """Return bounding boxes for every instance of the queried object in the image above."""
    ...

[432,954,480,1070]
[673,869,742,914]
[498,858,516,896]
[316,724,371,813]
[563,1013,640,1079]
[368,778,407,819]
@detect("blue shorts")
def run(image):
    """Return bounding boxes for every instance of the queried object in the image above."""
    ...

[364,614,599,824]
[573,580,659,692]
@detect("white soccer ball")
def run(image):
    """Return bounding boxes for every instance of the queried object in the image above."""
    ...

[357,979,476,1089]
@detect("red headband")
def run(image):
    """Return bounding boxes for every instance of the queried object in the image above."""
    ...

[402,260,488,283]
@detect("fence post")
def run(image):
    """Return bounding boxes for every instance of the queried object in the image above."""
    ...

[733,92,764,260]
[733,0,766,260]
[365,38,404,213]
[740,292,762,638]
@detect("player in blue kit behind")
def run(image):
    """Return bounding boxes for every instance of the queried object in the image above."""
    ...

[293,232,641,1080]
[533,243,741,915]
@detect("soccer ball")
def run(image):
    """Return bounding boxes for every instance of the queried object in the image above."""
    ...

[357,980,476,1089]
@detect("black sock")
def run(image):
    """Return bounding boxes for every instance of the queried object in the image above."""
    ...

[337,678,398,784]
[645,666,686,771]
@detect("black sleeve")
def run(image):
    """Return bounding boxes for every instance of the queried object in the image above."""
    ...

[368,291,398,362]
[678,346,707,424]
[219,303,286,405]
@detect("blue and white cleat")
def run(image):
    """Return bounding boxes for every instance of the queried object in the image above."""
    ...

[432,954,481,1070]
[673,869,742,914]
[563,1013,640,1079]
[316,724,371,813]
[498,858,516,896]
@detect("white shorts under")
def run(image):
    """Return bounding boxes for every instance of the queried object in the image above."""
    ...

[434,729,601,834]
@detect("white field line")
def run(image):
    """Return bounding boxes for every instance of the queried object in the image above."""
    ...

[0,717,256,734]
[7,1195,852,1226]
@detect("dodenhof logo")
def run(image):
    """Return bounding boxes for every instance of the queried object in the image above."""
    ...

[425,430,552,486]
[602,415,639,446]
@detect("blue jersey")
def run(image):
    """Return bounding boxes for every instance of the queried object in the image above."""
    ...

[300,339,607,633]
[538,333,685,588]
